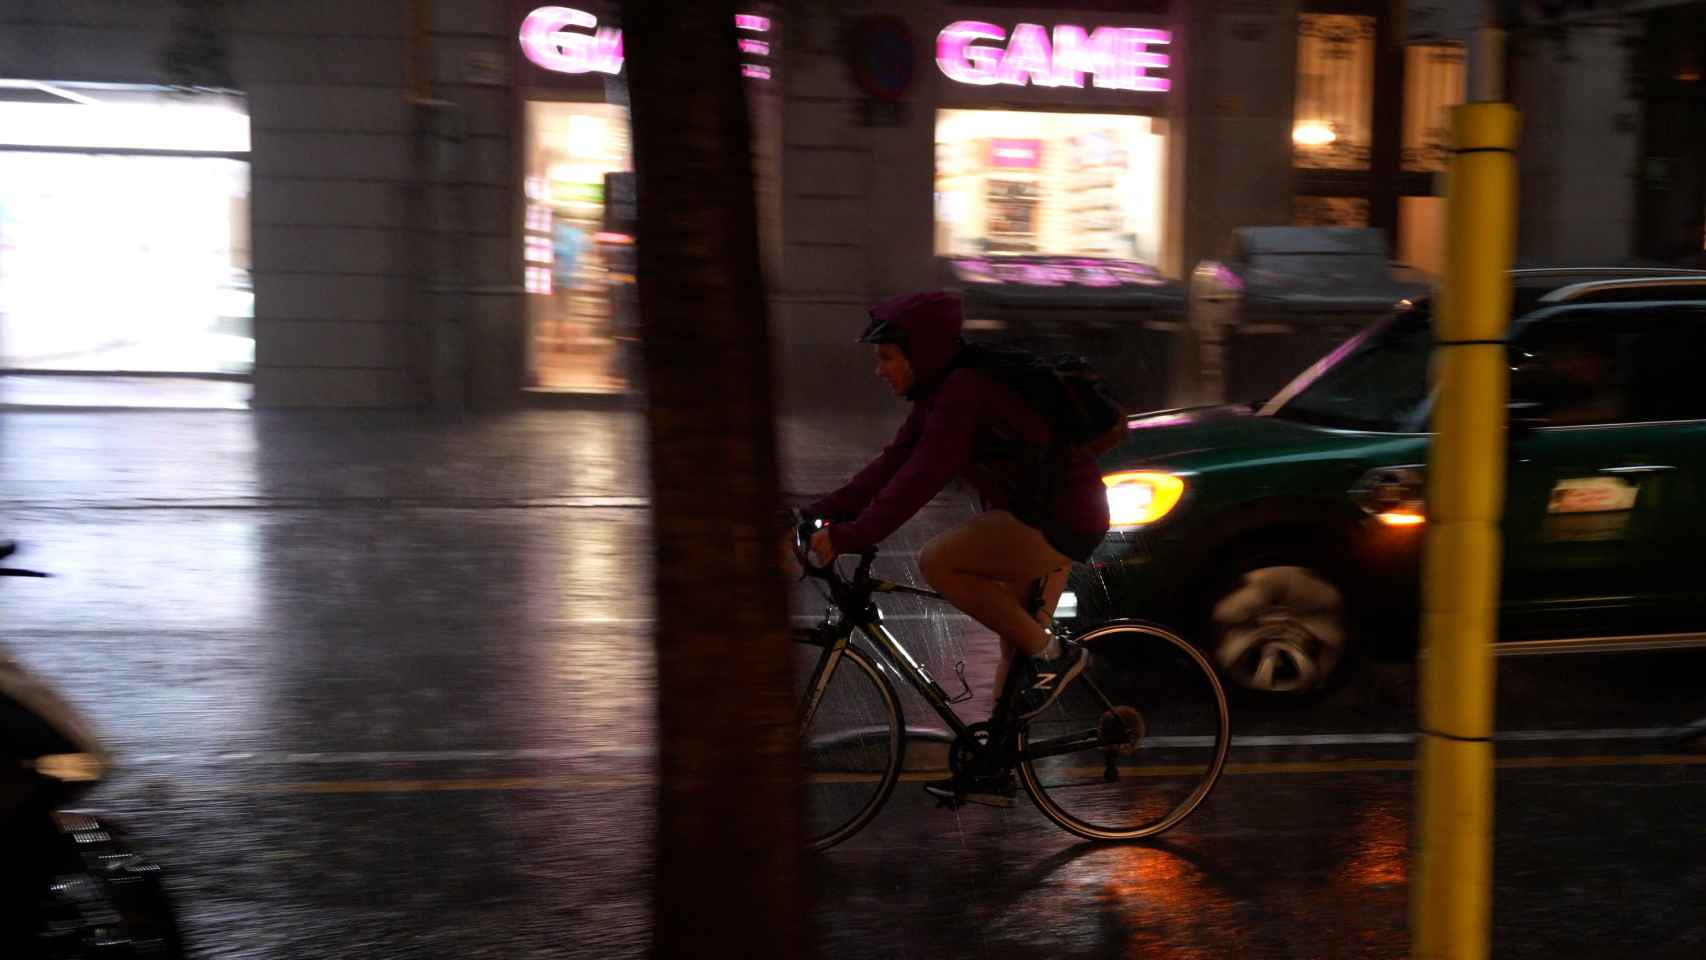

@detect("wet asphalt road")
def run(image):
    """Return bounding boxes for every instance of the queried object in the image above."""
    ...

[2,408,1705,958]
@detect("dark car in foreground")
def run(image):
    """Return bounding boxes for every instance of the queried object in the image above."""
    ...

[1062,268,1706,695]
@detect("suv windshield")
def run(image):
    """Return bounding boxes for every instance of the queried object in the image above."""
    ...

[1263,304,1433,432]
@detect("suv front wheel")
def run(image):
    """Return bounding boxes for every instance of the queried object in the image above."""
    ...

[1207,562,1348,695]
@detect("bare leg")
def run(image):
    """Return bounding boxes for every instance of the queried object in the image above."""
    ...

[992,568,1070,695]
[919,511,1072,698]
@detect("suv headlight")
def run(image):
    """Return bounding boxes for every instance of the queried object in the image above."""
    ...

[1103,471,1185,528]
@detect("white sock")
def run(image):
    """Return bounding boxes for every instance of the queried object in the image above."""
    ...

[1036,634,1061,661]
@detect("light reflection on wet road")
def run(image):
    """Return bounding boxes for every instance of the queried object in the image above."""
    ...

[3,410,1704,958]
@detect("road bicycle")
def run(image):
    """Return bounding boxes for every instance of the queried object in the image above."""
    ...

[790,525,1230,851]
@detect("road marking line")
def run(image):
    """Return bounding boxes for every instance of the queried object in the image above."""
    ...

[252,776,626,794]
[121,727,1697,767]
[0,496,655,511]
[1159,728,1693,748]
[127,746,651,765]
[224,752,1706,795]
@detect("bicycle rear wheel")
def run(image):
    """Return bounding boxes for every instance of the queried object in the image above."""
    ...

[1018,621,1230,840]
[793,629,904,851]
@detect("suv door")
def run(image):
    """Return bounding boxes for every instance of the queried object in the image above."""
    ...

[1500,303,1706,636]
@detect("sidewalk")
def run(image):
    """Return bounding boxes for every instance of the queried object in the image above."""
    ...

[0,405,907,507]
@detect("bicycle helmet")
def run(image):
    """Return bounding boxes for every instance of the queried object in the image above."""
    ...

[857,310,906,345]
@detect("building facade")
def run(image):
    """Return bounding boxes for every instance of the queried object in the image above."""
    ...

[0,0,1699,410]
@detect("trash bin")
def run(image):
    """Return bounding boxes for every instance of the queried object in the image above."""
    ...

[1184,227,1432,407]
[946,256,1186,415]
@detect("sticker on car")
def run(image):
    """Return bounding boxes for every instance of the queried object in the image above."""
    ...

[1547,476,1638,515]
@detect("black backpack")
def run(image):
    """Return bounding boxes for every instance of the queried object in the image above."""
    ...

[953,343,1128,457]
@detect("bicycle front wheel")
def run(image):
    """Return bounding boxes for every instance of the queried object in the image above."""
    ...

[1018,621,1230,841]
[793,629,904,851]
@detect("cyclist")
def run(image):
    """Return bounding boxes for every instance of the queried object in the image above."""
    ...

[801,290,1111,803]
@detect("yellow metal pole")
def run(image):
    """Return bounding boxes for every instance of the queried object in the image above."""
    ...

[1410,72,1520,960]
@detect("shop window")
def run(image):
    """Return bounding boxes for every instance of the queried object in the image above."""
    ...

[1402,44,1465,173]
[1295,195,1369,227]
[934,109,1165,263]
[0,82,251,399]
[1293,14,1375,171]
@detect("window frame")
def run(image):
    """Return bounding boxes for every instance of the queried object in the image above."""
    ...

[1292,3,1447,240]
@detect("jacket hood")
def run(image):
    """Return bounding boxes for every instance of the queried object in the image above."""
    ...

[869,290,964,399]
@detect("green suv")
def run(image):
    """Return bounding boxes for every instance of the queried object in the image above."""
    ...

[1062,268,1706,695]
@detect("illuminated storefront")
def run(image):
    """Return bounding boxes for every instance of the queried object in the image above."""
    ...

[520,99,634,393]
[935,110,1164,262]
[0,82,250,403]
[514,3,777,395]
[930,15,1172,271]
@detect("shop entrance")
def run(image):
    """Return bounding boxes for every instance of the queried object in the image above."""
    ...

[522,100,635,395]
[0,82,250,407]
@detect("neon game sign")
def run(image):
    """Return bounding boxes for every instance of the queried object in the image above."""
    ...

[519,6,772,77]
[936,22,1170,93]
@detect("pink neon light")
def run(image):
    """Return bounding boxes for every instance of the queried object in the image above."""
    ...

[519,6,622,75]
[1018,264,1069,286]
[742,64,772,80]
[1074,265,1120,287]
[997,23,1054,87]
[1127,412,1194,430]
[1049,25,1097,88]
[936,20,1170,93]
[950,257,1166,289]
[521,8,774,76]
[1093,28,1170,93]
[936,21,1006,86]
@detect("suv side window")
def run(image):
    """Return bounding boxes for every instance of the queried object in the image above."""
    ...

[1625,305,1706,422]
[1511,303,1706,427]
[1510,311,1629,426]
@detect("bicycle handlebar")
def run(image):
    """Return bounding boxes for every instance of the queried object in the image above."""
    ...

[790,518,876,589]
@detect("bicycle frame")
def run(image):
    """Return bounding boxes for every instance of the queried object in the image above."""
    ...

[796,547,1113,766]
[798,575,980,738]
[802,599,1128,770]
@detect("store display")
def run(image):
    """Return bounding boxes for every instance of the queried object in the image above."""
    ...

[985,176,1040,253]
[934,109,1162,264]
[523,102,632,393]
[1064,130,1128,256]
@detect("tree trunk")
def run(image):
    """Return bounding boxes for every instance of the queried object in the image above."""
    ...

[625,3,806,958]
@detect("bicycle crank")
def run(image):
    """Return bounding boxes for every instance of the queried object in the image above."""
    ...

[1099,705,1145,782]
[948,721,995,777]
